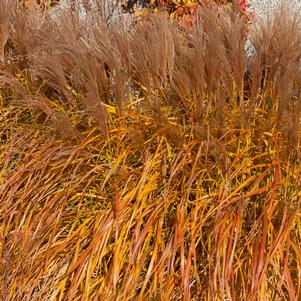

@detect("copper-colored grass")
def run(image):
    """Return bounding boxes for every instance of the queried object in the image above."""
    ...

[1,1,301,300]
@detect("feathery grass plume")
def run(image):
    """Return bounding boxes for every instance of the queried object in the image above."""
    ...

[217,7,248,95]
[9,4,48,71]
[30,7,111,135]
[171,24,206,125]
[249,3,301,154]
[129,14,175,92]
[0,71,81,140]
[109,23,131,114]
[0,0,14,67]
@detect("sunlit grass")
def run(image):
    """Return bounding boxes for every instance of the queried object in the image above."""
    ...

[0,1,301,300]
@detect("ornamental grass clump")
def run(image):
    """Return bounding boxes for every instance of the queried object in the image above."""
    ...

[0,1,301,300]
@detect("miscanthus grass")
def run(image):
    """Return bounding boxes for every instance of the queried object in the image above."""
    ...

[0,1,301,300]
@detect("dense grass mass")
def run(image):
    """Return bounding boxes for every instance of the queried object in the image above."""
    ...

[0,1,301,300]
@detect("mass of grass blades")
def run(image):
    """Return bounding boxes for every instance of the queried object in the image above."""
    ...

[0,1,301,300]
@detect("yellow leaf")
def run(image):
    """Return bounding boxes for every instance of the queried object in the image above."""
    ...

[103,103,117,114]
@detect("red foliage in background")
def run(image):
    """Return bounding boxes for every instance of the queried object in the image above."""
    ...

[137,0,255,28]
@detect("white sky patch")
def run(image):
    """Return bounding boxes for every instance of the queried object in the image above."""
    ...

[248,0,301,21]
